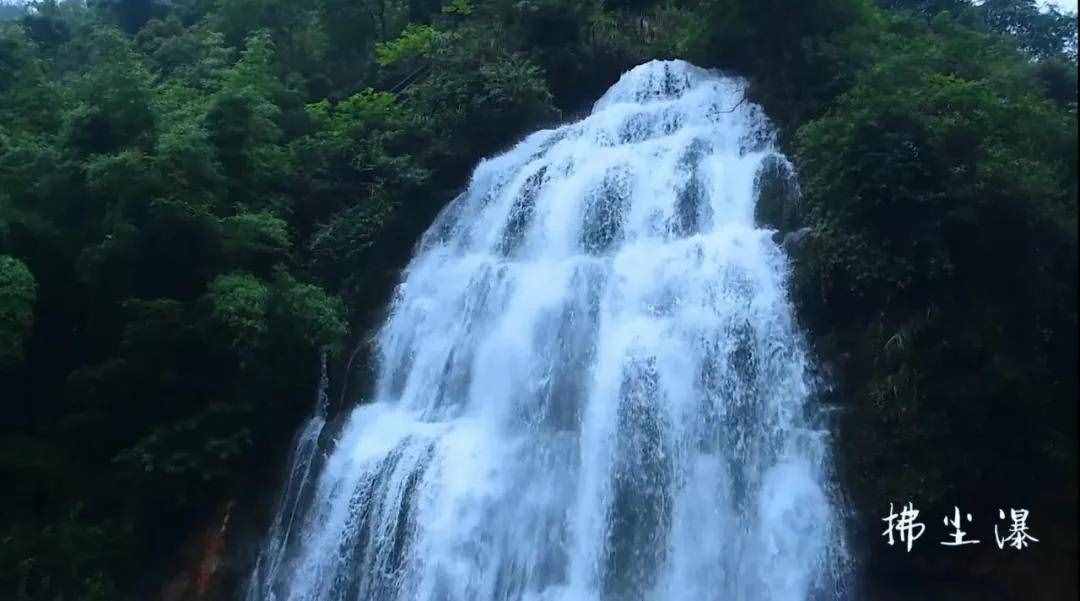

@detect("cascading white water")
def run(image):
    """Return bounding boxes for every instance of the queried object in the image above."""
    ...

[248,60,850,601]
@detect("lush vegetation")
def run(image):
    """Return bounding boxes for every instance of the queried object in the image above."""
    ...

[788,7,1078,596]
[0,0,1074,599]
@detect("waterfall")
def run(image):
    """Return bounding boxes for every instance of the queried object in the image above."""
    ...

[246,351,331,601]
[248,60,850,601]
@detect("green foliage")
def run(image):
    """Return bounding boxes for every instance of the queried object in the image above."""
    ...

[270,270,348,351]
[979,0,1077,59]
[298,88,424,197]
[63,27,156,155]
[678,0,878,127]
[114,404,253,499]
[374,23,437,67]
[204,272,270,354]
[308,191,398,290]
[0,506,126,601]
[0,27,60,131]
[403,42,557,171]
[442,0,472,17]
[0,255,36,368]
[792,9,1078,582]
[222,211,291,267]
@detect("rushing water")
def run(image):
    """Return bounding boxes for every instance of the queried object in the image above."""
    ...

[247,60,850,601]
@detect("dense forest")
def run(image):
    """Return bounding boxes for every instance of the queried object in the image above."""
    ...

[0,0,1075,599]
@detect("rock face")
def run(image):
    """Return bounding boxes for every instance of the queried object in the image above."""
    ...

[753,153,802,232]
[160,500,238,601]
[781,226,813,255]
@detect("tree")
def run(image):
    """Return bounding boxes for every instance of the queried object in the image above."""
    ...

[794,13,1078,582]
[0,255,36,368]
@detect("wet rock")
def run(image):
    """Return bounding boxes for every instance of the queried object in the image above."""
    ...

[781,226,813,255]
[754,153,802,232]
